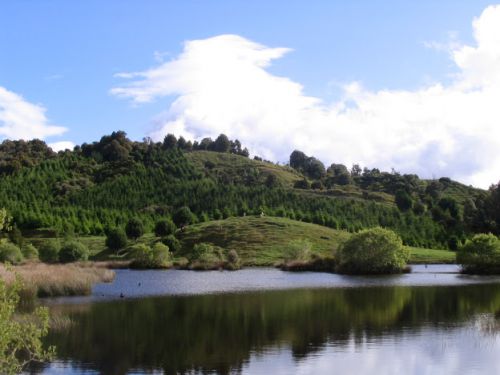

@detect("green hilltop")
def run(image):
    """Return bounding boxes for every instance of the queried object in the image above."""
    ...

[0,131,498,252]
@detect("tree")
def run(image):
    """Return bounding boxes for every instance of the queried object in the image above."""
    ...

[177,136,188,150]
[213,134,231,153]
[265,174,279,188]
[199,137,213,150]
[173,206,194,229]
[0,208,11,233]
[294,179,310,189]
[289,150,307,170]
[161,235,181,253]
[457,233,500,274]
[102,140,129,162]
[58,240,89,263]
[105,228,128,251]
[0,274,54,374]
[351,164,362,177]
[395,190,413,211]
[336,227,409,274]
[162,134,177,150]
[0,243,23,264]
[125,218,145,240]
[154,219,176,237]
[38,240,61,263]
[304,157,326,180]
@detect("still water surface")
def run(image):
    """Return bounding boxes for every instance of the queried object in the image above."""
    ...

[33,266,500,375]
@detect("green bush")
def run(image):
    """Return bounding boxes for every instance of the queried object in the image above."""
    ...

[129,243,171,269]
[189,243,225,270]
[226,249,241,270]
[21,243,39,260]
[151,242,171,266]
[38,240,61,263]
[58,241,89,263]
[161,235,181,253]
[336,227,409,274]
[154,219,176,237]
[106,228,128,251]
[457,233,500,274]
[125,218,145,240]
[0,242,23,264]
[284,239,312,262]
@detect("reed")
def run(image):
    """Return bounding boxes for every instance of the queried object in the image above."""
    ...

[0,262,115,298]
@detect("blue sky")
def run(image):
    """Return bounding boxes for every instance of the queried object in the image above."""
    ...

[1,1,499,187]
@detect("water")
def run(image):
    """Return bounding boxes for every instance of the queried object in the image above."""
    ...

[32,265,500,375]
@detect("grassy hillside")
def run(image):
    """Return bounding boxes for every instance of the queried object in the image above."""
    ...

[1,133,496,251]
[187,151,303,187]
[26,216,455,266]
[176,216,454,265]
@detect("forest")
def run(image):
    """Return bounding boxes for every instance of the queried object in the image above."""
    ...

[0,131,499,250]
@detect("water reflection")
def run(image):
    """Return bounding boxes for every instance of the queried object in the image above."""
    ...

[35,282,500,375]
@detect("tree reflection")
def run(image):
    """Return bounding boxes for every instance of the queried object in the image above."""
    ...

[40,283,500,375]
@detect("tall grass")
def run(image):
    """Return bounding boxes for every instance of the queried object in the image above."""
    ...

[0,262,115,298]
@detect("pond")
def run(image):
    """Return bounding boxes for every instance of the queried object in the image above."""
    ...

[32,265,500,374]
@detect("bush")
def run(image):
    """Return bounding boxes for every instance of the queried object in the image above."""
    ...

[0,242,23,264]
[21,243,39,260]
[284,239,312,262]
[226,249,241,270]
[154,219,176,237]
[38,239,61,263]
[161,235,181,253]
[151,242,171,266]
[129,243,171,269]
[59,241,89,263]
[189,243,225,270]
[173,206,194,228]
[457,234,500,274]
[125,218,145,240]
[106,228,128,251]
[336,228,409,274]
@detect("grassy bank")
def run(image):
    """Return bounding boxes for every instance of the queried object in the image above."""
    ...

[0,262,116,298]
[25,216,456,268]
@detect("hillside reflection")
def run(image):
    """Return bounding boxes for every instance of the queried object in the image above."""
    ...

[38,284,500,375]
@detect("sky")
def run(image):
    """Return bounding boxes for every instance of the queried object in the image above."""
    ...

[1,0,499,188]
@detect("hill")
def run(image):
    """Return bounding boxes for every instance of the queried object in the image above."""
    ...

[0,131,498,250]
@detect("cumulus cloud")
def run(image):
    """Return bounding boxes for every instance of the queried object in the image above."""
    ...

[0,86,67,140]
[111,5,500,188]
[48,141,75,152]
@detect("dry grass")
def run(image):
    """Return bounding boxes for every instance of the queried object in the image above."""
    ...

[0,262,115,298]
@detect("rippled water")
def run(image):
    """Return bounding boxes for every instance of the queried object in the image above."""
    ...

[33,265,500,375]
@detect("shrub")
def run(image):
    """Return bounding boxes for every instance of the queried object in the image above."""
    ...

[161,235,181,253]
[336,227,409,274]
[106,228,128,251]
[457,233,500,274]
[128,243,151,260]
[0,242,23,264]
[21,243,39,260]
[154,219,176,237]
[58,241,89,263]
[189,243,225,270]
[226,249,241,270]
[38,239,61,263]
[125,218,145,240]
[173,206,194,228]
[129,243,171,269]
[284,239,312,262]
[151,242,171,266]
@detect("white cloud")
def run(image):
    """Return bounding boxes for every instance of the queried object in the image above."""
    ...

[48,141,75,152]
[111,5,500,189]
[0,86,67,140]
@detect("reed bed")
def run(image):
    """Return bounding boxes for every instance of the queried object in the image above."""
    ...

[0,262,115,298]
